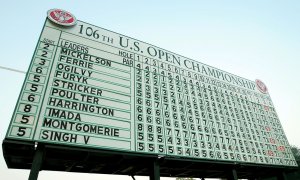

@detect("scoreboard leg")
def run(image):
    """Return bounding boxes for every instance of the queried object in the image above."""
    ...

[150,159,160,180]
[28,144,44,180]
[227,169,238,180]
[277,172,287,180]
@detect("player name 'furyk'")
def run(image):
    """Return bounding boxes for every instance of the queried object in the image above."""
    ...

[55,70,88,84]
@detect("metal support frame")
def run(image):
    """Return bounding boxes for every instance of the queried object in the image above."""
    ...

[277,172,287,180]
[28,144,44,180]
[3,139,296,180]
[150,159,160,180]
[227,169,238,180]
[131,175,136,180]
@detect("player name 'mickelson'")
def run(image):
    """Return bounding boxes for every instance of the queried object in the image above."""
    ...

[60,47,112,67]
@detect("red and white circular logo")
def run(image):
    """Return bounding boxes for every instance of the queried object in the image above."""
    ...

[255,79,268,94]
[47,9,76,26]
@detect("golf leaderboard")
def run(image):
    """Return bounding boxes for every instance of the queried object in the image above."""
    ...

[5,9,297,168]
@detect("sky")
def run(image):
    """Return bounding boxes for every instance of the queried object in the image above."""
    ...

[0,0,300,179]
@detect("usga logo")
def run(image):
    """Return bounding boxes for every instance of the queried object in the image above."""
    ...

[255,79,268,94]
[47,9,77,26]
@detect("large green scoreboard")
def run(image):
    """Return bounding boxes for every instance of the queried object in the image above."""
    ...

[5,9,297,168]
